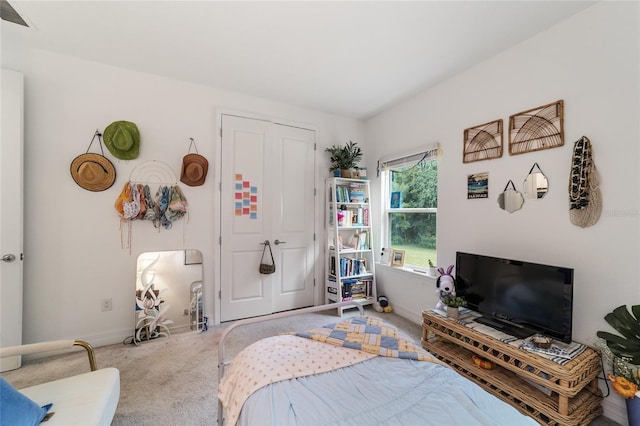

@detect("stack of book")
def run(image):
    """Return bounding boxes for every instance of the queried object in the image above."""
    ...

[349,182,366,203]
[327,277,372,301]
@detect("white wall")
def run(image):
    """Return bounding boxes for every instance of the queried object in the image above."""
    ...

[364,2,639,423]
[1,46,364,347]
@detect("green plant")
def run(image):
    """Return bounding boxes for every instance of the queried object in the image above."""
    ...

[325,140,362,171]
[342,140,362,169]
[596,305,640,398]
[442,295,467,308]
[597,305,640,364]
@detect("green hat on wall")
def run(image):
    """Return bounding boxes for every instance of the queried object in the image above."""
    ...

[103,120,140,160]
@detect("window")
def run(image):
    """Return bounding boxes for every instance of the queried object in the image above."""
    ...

[379,147,438,270]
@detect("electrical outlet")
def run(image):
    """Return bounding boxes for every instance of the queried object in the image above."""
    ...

[101,298,112,312]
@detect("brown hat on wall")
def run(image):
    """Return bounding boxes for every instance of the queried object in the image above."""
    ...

[180,153,208,186]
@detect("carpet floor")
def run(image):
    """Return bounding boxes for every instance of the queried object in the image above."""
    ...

[1,307,620,425]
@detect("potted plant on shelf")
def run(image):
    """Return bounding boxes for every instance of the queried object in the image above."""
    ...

[597,304,640,423]
[325,140,363,178]
[442,295,467,319]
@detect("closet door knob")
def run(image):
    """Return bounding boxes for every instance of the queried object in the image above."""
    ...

[274,240,286,245]
[2,254,16,263]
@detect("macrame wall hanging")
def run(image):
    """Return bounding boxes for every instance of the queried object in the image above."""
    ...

[463,119,503,163]
[509,100,564,155]
[568,136,601,228]
[114,160,189,252]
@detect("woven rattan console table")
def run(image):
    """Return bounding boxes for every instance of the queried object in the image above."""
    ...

[421,310,602,425]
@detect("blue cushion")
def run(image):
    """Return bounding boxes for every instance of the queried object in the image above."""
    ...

[0,377,52,426]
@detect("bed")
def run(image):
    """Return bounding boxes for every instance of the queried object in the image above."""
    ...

[218,302,538,426]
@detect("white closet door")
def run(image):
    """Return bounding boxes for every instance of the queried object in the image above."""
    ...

[270,123,315,313]
[219,115,315,322]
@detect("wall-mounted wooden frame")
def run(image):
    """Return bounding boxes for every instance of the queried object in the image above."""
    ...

[390,249,405,268]
[509,100,564,155]
[463,119,503,163]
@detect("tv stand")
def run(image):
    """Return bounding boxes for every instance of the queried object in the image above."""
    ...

[421,310,602,426]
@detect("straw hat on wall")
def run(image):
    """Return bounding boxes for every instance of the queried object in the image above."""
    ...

[70,152,116,191]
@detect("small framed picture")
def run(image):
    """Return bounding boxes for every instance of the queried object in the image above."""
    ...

[390,191,401,208]
[390,249,405,268]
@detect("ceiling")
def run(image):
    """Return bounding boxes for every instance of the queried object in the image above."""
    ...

[2,1,595,120]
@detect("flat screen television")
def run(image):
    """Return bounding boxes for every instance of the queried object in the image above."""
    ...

[455,252,574,343]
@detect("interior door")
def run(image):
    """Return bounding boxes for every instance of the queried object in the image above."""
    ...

[0,69,24,371]
[220,115,315,322]
[270,124,315,313]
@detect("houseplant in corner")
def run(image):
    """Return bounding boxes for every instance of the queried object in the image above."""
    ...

[442,295,467,319]
[597,304,640,425]
[325,141,363,178]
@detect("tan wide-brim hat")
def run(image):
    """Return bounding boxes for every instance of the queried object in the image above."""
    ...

[180,153,209,187]
[70,153,116,191]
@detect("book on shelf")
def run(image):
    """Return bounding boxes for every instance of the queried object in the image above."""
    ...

[335,186,350,203]
[339,257,367,276]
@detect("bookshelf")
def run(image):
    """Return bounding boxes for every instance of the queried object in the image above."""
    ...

[325,178,377,313]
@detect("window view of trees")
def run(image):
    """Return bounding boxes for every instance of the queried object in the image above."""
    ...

[389,161,437,268]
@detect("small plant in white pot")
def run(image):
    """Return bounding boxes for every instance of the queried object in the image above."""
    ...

[442,295,467,319]
[428,259,437,276]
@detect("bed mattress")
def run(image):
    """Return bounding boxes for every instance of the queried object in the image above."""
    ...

[237,355,537,425]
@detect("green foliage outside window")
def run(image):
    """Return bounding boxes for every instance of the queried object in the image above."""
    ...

[389,161,437,267]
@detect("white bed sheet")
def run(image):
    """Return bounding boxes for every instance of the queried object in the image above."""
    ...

[237,356,537,426]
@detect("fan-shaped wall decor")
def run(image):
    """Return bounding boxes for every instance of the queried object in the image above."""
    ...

[463,119,503,163]
[129,160,178,185]
[509,100,564,155]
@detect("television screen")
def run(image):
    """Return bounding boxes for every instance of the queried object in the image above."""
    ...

[455,252,574,343]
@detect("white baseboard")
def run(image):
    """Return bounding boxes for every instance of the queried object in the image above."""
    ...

[388,304,423,327]
[80,327,134,348]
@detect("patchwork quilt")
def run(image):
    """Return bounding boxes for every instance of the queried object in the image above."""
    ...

[295,316,436,361]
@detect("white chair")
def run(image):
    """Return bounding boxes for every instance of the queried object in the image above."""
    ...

[0,340,120,426]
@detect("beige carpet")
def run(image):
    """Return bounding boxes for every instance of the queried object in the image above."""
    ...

[1,307,619,425]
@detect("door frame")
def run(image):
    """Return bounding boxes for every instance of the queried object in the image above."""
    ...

[212,109,321,325]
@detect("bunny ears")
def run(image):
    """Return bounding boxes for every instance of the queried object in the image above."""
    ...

[437,265,454,276]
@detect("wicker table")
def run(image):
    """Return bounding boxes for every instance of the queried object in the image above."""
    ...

[421,310,603,426]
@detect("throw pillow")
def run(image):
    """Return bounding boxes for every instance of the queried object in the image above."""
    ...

[0,377,52,426]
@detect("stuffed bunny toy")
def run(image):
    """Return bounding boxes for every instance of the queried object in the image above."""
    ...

[435,265,456,310]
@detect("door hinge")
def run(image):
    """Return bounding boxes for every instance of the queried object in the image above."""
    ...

[220,128,223,138]
[314,278,316,287]
[314,188,316,196]
[219,236,222,245]
[314,143,317,151]
[313,233,316,241]
[219,290,221,299]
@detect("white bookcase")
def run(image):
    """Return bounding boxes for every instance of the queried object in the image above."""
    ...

[325,178,376,312]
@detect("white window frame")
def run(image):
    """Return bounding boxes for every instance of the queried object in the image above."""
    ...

[379,145,439,271]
